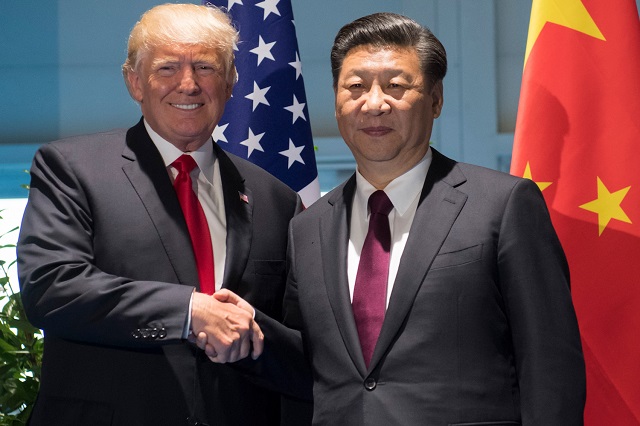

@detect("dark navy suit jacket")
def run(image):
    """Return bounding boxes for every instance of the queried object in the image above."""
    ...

[18,118,302,426]
[256,148,585,425]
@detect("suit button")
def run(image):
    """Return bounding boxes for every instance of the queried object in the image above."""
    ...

[158,328,167,339]
[364,378,377,391]
[132,330,141,339]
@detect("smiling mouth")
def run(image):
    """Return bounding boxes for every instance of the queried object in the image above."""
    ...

[171,103,203,110]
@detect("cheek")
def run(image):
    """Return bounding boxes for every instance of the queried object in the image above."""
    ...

[153,83,174,99]
[204,83,231,105]
[336,99,360,120]
[335,111,353,133]
[145,75,177,96]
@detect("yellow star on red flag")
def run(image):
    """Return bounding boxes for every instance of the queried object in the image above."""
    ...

[512,0,640,420]
[579,177,632,236]
[522,162,552,191]
[525,0,605,66]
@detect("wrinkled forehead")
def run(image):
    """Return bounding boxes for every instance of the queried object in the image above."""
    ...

[340,45,421,75]
[141,43,225,68]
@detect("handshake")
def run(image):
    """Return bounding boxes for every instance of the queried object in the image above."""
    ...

[190,289,263,364]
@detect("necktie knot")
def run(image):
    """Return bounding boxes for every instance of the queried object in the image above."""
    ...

[172,154,198,175]
[369,190,393,216]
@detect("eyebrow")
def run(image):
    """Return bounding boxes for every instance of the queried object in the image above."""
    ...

[343,68,409,79]
[150,57,180,68]
[150,56,220,68]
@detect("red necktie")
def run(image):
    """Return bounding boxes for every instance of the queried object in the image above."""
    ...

[352,190,393,368]
[172,155,215,294]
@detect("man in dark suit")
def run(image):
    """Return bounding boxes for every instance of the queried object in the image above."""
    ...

[212,12,586,425]
[17,4,301,425]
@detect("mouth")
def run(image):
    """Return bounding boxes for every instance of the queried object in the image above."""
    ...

[170,103,203,110]
[361,126,392,136]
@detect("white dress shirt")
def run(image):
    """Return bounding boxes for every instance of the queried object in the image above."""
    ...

[348,148,432,308]
[144,121,227,290]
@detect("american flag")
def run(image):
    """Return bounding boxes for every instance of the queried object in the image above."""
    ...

[204,0,320,207]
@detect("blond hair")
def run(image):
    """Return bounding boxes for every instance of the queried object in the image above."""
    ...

[122,3,238,90]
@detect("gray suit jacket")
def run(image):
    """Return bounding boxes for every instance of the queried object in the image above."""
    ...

[257,148,585,425]
[18,119,302,426]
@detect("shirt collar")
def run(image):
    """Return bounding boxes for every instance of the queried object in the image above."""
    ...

[144,119,216,185]
[355,147,432,216]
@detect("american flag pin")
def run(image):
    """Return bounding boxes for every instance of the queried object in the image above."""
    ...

[239,192,249,204]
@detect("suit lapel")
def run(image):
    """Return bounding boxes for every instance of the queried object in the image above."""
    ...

[320,176,369,376]
[370,150,468,369]
[213,144,253,290]
[121,119,200,287]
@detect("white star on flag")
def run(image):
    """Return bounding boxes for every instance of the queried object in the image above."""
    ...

[250,36,276,66]
[227,0,243,11]
[279,139,306,168]
[284,95,306,124]
[203,0,319,207]
[255,0,281,20]
[213,123,229,143]
[245,82,271,111]
[289,52,302,80]
[240,128,265,158]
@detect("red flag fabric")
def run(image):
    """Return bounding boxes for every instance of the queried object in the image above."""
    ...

[511,1,640,424]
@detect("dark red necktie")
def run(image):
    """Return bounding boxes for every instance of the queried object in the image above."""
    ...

[352,190,393,368]
[172,155,215,294]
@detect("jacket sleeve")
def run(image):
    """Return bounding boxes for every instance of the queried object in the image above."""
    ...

[498,178,586,424]
[17,143,193,347]
[237,220,313,401]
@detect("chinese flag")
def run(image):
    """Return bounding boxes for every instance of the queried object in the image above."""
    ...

[511,0,640,424]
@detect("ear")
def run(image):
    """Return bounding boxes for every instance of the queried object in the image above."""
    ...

[225,82,233,101]
[125,69,144,103]
[431,81,444,118]
[225,67,237,101]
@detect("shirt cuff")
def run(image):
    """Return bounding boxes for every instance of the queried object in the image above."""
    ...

[182,290,194,339]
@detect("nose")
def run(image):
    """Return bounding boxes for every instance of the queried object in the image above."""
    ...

[362,85,390,115]
[177,67,200,94]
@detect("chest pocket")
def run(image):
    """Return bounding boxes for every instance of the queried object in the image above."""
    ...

[430,244,483,270]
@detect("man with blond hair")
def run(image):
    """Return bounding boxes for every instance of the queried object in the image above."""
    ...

[18,4,301,425]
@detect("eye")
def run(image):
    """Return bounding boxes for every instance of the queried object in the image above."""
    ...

[156,65,178,76]
[195,64,218,75]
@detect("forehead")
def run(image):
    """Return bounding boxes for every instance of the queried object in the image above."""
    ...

[145,43,222,64]
[339,45,421,78]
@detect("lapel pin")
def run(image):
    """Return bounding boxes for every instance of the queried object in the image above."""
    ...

[239,192,249,204]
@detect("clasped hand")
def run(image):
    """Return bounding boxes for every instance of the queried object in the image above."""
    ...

[190,290,263,363]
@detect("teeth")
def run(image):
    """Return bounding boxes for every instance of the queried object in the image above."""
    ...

[172,104,201,110]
